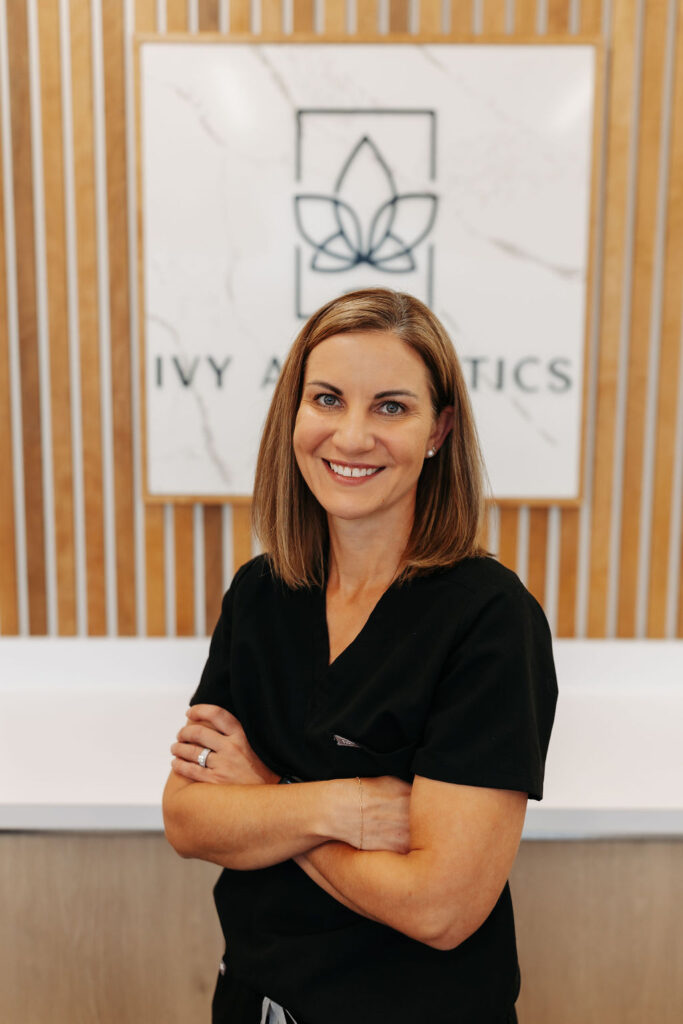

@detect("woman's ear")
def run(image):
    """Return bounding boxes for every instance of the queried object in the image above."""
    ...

[430,406,454,453]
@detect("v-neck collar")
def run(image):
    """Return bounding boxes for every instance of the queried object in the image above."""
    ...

[313,573,402,675]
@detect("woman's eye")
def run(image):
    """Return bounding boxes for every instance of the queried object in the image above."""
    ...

[315,393,340,408]
[379,400,405,415]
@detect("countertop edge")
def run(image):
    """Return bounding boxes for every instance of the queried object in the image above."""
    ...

[2,805,683,837]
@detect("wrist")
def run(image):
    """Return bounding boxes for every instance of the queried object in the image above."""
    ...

[317,778,363,847]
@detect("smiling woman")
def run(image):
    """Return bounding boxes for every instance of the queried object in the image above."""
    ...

[162,289,558,1024]
[253,288,488,588]
[293,331,452,533]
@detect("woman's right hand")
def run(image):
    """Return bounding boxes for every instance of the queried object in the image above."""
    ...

[335,775,412,854]
[171,705,280,786]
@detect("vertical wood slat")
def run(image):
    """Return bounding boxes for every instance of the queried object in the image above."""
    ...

[557,0,609,637]
[616,0,670,636]
[136,0,167,635]
[0,44,19,633]
[482,0,506,34]
[389,0,410,33]
[357,2,380,34]
[165,0,195,636]
[649,0,683,635]
[232,505,253,572]
[229,0,252,33]
[198,0,220,28]
[37,0,77,634]
[261,1,283,33]
[294,0,315,31]
[166,0,187,31]
[102,1,137,634]
[450,1,473,34]
[174,504,195,635]
[6,1,47,634]
[144,506,166,635]
[497,509,519,570]
[588,0,640,636]
[479,504,491,554]
[527,508,549,606]
[70,0,107,635]
[204,506,223,629]
[547,0,570,34]
[324,0,347,33]
[529,0,574,610]
[488,0,519,571]
[136,0,157,31]
[419,0,443,33]
[581,0,604,34]
[199,0,226,633]
[513,0,537,35]
[557,509,580,635]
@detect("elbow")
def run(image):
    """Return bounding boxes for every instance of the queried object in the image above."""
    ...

[162,796,196,860]
[422,925,465,952]
[393,902,457,951]
[409,898,488,952]
[411,917,464,952]
[164,822,193,859]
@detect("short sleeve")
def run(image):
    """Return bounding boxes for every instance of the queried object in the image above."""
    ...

[188,560,253,710]
[411,584,558,801]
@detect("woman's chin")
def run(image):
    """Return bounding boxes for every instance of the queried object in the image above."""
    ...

[320,500,378,523]
[310,489,384,523]
[316,488,412,528]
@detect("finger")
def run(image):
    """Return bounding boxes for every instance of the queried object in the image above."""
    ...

[171,741,212,766]
[171,757,217,783]
[186,705,241,734]
[177,722,225,749]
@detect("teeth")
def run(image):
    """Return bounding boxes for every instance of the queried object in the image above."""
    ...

[329,461,380,478]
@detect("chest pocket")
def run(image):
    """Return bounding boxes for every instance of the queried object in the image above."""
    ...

[328,732,415,781]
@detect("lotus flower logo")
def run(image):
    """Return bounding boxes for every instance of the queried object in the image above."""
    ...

[294,135,438,274]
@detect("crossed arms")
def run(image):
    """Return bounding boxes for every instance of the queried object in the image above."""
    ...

[162,704,527,951]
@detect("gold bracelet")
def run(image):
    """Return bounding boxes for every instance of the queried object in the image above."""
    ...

[356,776,364,850]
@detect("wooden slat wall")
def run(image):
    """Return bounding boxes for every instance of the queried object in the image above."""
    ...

[38,1,76,635]
[71,0,107,635]
[649,0,683,636]
[1,0,682,639]
[102,1,137,635]
[0,7,19,635]
[6,1,47,634]
[136,0,165,638]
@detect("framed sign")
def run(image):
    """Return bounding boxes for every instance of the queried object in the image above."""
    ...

[136,38,599,503]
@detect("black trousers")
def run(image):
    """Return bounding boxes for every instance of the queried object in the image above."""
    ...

[212,963,520,1024]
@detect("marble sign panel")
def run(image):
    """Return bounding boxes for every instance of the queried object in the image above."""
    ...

[139,42,596,500]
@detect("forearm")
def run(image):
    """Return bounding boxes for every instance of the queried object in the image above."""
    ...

[296,843,463,948]
[293,848,383,922]
[163,775,355,870]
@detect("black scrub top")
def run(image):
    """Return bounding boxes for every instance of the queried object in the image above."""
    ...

[189,553,558,1024]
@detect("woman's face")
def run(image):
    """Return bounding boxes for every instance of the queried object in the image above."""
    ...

[293,331,452,529]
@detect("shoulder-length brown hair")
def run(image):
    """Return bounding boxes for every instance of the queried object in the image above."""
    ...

[252,288,490,588]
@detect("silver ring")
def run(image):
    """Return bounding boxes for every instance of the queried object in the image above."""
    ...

[197,747,212,768]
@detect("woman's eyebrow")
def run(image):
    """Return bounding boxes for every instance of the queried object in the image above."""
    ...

[305,380,418,399]
[305,380,342,394]
[374,389,418,399]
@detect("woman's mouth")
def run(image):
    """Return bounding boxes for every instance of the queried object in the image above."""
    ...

[323,459,384,482]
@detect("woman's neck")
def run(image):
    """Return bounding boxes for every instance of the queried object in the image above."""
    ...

[326,511,413,598]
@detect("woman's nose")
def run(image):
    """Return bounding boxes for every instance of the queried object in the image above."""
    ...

[333,410,375,453]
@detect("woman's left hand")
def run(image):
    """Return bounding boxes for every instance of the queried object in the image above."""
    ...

[171,704,279,786]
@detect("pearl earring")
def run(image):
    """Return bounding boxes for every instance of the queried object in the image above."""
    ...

[426,448,436,458]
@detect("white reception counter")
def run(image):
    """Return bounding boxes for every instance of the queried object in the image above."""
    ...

[1,638,681,838]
